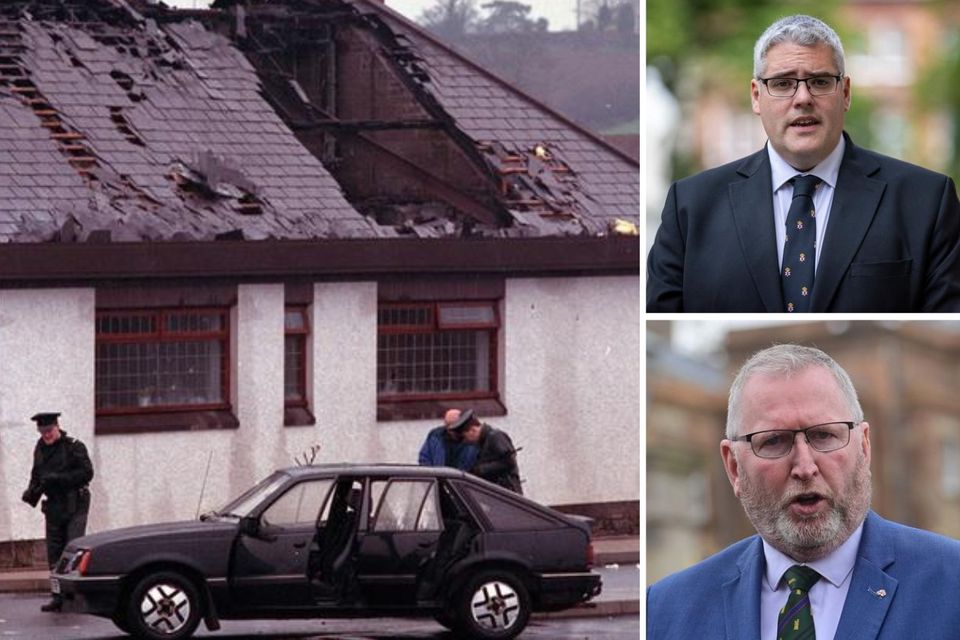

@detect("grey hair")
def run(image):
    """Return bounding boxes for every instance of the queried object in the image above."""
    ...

[753,15,845,78]
[726,344,864,439]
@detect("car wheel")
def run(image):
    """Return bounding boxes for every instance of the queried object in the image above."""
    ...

[455,570,530,640]
[126,571,202,640]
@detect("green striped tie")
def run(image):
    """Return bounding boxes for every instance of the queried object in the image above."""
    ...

[778,565,820,640]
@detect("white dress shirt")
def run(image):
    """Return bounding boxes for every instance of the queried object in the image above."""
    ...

[768,137,845,271]
[759,522,864,640]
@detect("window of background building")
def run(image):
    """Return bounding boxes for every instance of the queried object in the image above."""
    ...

[377,301,498,398]
[285,306,309,406]
[284,282,315,427]
[95,308,229,413]
[376,278,505,421]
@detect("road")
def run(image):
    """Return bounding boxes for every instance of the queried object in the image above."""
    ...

[0,591,639,639]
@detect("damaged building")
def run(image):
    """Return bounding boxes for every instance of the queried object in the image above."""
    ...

[0,0,639,561]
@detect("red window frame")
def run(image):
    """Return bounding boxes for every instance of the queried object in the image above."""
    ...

[95,307,230,415]
[376,300,500,402]
[284,306,309,408]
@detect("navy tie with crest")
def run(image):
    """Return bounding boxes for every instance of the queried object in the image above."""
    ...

[782,175,821,312]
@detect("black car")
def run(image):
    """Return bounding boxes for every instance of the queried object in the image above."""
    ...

[52,464,601,639]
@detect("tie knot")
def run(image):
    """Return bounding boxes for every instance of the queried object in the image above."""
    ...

[783,565,821,592]
[791,175,821,199]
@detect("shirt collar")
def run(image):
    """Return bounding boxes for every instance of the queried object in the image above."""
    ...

[768,136,845,193]
[762,520,864,590]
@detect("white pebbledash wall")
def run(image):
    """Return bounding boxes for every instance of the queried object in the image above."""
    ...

[0,275,639,541]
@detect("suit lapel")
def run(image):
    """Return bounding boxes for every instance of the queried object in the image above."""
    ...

[834,512,898,640]
[810,137,886,311]
[729,151,784,311]
[721,537,764,640]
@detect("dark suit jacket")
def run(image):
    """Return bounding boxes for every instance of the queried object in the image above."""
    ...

[647,134,960,311]
[647,511,960,640]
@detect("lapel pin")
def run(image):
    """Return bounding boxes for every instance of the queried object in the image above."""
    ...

[868,587,887,598]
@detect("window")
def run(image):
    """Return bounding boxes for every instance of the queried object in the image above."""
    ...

[377,301,498,400]
[461,484,559,531]
[369,480,441,532]
[285,306,309,406]
[95,308,229,413]
[262,479,334,527]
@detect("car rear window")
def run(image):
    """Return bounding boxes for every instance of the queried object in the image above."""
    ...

[461,485,562,531]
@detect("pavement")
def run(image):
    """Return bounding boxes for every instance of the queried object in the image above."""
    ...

[0,536,640,619]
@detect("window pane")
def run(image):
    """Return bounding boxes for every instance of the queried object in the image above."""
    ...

[263,479,333,526]
[95,310,227,411]
[379,305,433,327]
[377,329,491,394]
[285,334,305,401]
[285,309,306,331]
[165,311,224,333]
[417,483,441,531]
[372,481,434,532]
[438,303,495,327]
[462,485,558,531]
[97,313,157,336]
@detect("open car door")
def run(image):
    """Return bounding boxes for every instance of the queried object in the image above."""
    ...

[353,478,444,607]
[230,477,334,609]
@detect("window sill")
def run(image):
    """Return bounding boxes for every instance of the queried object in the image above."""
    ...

[284,406,316,427]
[377,397,506,422]
[96,409,239,435]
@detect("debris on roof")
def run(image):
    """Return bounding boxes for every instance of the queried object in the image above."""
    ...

[0,0,637,244]
[0,0,378,243]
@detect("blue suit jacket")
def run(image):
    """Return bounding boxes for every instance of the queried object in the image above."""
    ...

[647,511,960,639]
[646,134,960,312]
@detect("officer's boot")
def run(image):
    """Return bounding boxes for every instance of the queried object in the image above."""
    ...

[40,594,62,612]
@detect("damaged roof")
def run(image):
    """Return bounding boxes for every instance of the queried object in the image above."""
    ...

[353,0,639,234]
[0,0,379,242]
[0,0,639,243]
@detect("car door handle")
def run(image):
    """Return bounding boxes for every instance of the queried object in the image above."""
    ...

[293,541,307,549]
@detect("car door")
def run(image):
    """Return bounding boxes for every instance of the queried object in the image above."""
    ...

[354,478,443,606]
[230,477,333,609]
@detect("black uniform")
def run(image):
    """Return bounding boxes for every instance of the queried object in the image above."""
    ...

[470,423,523,494]
[22,430,94,568]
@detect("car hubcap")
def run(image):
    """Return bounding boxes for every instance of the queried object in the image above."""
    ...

[140,582,190,634]
[470,580,520,631]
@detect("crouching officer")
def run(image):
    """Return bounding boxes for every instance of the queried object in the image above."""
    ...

[21,412,93,612]
[450,410,523,494]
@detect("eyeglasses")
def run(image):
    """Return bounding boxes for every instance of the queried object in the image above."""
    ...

[758,75,843,98]
[731,421,857,459]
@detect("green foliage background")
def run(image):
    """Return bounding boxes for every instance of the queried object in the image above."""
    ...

[643,0,960,176]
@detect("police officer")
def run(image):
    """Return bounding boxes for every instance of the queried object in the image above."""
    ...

[21,412,93,612]
[451,410,523,494]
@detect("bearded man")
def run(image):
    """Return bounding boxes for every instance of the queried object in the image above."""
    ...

[647,344,960,640]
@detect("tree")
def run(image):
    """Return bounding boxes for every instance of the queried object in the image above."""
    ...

[476,2,545,34]
[596,2,612,31]
[419,0,479,40]
[615,2,636,35]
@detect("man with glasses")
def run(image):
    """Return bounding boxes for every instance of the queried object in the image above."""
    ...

[647,14,960,312]
[647,344,960,639]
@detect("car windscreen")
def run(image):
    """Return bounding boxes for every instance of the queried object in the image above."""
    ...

[216,472,290,518]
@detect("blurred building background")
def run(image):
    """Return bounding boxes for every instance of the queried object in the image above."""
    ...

[647,320,960,584]
[646,0,960,249]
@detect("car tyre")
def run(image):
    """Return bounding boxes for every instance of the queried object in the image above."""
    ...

[126,571,202,640]
[454,570,530,640]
